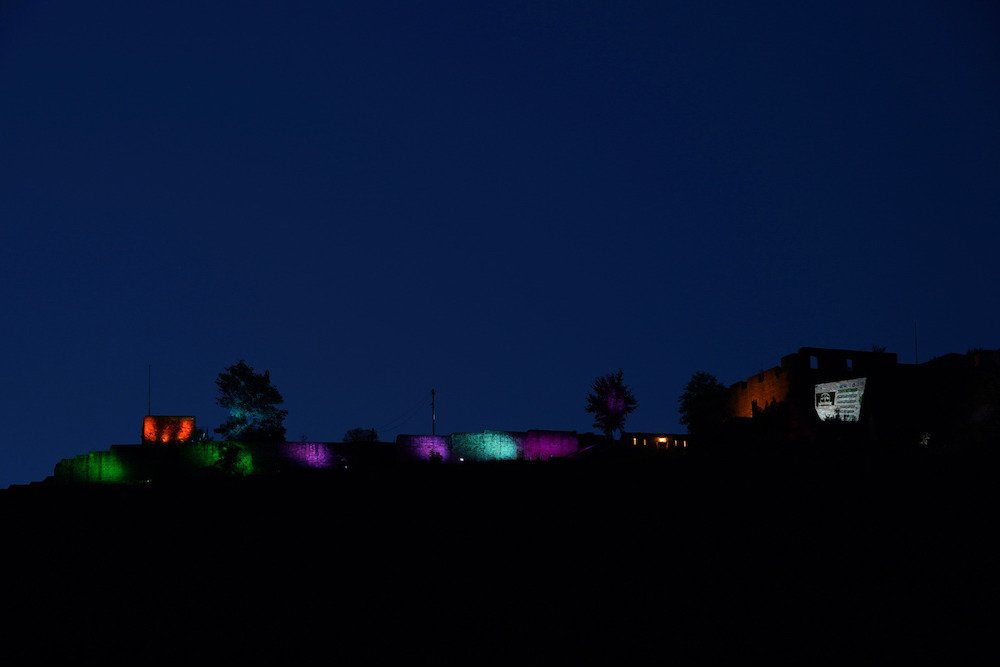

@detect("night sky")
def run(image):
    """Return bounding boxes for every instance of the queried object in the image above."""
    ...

[2,1,998,487]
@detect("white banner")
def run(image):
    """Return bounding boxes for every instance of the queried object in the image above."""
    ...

[814,378,866,422]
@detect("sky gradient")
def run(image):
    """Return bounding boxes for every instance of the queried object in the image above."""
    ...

[2,1,999,486]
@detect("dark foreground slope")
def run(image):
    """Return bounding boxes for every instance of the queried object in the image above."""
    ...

[1,452,995,664]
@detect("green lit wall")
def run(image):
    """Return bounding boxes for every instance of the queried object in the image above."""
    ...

[54,450,128,484]
[179,442,224,469]
[223,443,255,476]
[177,442,255,475]
[54,442,257,484]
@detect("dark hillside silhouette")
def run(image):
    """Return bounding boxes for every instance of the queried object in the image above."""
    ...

[8,345,999,661]
[2,452,994,663]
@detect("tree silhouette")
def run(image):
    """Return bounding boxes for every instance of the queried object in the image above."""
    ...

[585,369,638,441]
[344,427,378,443]
[214,360,288,443]
[679,371,729,439]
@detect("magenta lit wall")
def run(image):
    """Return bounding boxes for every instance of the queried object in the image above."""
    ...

[282,442,336,469]
[395,434,450,462]
[522,430,578,460]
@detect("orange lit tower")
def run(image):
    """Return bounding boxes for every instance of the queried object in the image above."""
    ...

[142,415,196,444]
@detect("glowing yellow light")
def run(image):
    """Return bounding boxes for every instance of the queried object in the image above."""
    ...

[633,437,637,446]
[656,437,667,443]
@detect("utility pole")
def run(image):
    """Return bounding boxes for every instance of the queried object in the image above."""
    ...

[431,388,436,436]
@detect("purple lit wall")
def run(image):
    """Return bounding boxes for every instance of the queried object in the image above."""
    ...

[283,442,336,469]
[522,430,578,460]
[395,435,450,462]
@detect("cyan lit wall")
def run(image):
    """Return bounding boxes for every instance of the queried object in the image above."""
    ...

[449,430,521,461]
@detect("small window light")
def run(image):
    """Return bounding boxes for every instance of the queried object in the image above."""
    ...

[633,437,637,446]
[656,437,667,443]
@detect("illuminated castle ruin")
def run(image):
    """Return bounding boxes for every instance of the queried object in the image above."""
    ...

[726,346,1000,446]
[729,347,897,419]
[50,346,999,484]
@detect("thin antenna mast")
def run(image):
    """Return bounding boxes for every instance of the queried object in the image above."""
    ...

[147,365,152,416]
[431,388,436,436]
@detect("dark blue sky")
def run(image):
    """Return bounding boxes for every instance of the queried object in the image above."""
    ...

[2,1,998,486]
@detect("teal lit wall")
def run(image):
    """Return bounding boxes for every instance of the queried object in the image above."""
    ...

[449,430,520,462]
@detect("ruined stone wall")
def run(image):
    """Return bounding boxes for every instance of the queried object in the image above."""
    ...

[54,429,582,484]
[54,449,130,483]
[729,366,792,419]
[521,430,578,460]
[142,416,196,444]
[395,435,450,462]
[448,430,579,461]
[450,430,522,461]
[279,442,338,469]
[54,443,234,483]
[726,348,906,441]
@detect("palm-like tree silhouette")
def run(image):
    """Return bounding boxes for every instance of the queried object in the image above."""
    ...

[585,369,637,441]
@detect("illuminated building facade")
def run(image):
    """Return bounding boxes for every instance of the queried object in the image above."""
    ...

[624,432,689,450]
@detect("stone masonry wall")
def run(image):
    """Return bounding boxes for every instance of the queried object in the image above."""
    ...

[730,367,792,418]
